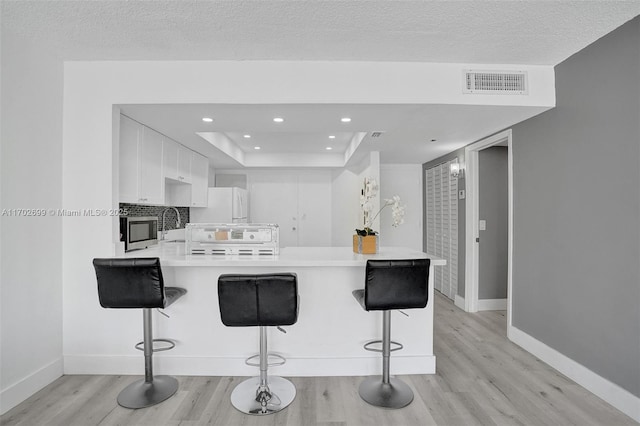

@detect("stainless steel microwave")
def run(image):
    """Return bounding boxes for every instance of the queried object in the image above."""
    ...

[120,216,158,252]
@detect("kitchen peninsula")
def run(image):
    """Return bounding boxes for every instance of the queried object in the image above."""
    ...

[69,243,444,378]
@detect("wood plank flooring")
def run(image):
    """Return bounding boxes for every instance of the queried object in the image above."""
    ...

[2,293,637,426]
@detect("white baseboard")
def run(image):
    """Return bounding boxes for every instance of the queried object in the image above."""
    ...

[454,294,466,310]
[509,325,640,423]
[477,298,507,311]
[0,357,63,415]
[64,354,436,377]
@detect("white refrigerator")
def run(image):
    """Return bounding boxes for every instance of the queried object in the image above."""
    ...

[189,187,248,223]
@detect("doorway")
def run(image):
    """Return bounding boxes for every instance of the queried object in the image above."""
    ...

[464,129,513,337]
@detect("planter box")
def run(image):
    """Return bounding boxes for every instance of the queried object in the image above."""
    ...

[353,234,378,254]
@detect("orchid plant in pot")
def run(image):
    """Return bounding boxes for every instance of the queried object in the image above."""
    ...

[354,179,406,253]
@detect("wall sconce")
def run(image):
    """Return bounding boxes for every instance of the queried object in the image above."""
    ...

[450,161,464,178]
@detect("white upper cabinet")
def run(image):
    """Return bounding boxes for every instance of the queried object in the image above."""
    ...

[163,138,179,180]
[120,114,209,207]
[119,115,140,203]
[190,152,209,207]
[164,140,192,183]
[119,115,164,205]
[177,145,192,183]
[138,127,165,204]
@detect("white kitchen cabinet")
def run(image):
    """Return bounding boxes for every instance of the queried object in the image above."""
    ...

[163,138,192,184]
[119,115,140,203]
[177,145,192,183]
[118,115,164,205]
[162,137,179,180]
[120,114,209,207]
[190,152,209,207]
[165,144,209,207]
[138,127,165,204]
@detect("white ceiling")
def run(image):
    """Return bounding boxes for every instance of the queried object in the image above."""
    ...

[119,103,548,168]
[4,1,639,168]
[5,1,639,64]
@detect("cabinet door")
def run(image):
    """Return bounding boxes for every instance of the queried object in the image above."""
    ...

[119,115,140,203]
[190,152,209,207]
[163,138,179,180]
[138,127,164,205]
[177,145,192,183]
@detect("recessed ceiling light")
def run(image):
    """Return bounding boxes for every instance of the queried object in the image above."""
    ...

[243,134,251,138]
[273,117,284,123]
[254,146,261,150]
[326,147,333,150]
[340,117,351,123]
[329,135,336,139]
[202,117,213,123]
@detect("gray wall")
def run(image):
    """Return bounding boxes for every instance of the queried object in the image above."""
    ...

[511,17,640,397]
[423,148,466,297]
[422,16,640,397]
[478,147,508,300]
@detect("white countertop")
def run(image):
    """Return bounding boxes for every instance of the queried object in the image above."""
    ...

[123,242,446,267]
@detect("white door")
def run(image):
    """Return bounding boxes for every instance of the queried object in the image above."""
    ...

[250,173,299,247]
[297,171,332,246]
[425,161,458,301]
[434,165,443,293]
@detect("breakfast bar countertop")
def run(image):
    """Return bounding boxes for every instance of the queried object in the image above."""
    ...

[123,242,446,267]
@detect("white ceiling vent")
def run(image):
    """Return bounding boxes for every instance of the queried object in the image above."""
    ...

[370,131,385,138]
[463,70,528,94]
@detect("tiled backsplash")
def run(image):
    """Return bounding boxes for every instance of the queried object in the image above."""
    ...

[119,203,189,231]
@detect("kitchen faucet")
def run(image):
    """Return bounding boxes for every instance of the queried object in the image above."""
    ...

[161,207,182,240]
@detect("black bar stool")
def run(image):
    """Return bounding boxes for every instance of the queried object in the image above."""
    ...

[218,273,299,415]
[352,259,430,409]
[93,257,187,409]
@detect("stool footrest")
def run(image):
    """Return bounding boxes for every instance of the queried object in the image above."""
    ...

[245,353,286,367]
[135,338,176,352]
[363,339,403,353]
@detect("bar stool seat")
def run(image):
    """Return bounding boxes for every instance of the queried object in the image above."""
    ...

[93,257,187,409]
[353,259,430,409]
[165,287,187,307]
[218,273,299,415]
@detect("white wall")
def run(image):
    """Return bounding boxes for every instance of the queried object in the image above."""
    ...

[331,151,380,246]
[379,164,423,251]
[213,168,333,246]
[0,40,64,413]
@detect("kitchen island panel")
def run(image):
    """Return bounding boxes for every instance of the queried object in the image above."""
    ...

[64,246,441,377]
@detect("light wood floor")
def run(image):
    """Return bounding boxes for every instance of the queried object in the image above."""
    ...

[2,293,637,426]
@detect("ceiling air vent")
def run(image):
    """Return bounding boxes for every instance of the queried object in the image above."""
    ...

[463,70,528,94]
[370,131,385,138]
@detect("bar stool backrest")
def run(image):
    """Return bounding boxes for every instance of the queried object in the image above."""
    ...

[93,258,166,309]
[218,273,298,327]
[364,259,431,311]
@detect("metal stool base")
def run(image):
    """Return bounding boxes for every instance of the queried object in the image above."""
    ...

[117,375,178,409]
[358,376,414,409]
[230,376,296,415]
